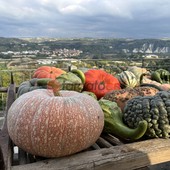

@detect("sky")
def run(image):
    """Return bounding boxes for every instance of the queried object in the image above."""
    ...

[1,0,170,39]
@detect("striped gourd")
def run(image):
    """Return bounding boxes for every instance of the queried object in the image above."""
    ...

[117,70,138,88]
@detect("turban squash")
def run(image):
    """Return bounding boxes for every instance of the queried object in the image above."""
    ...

[7,89,104,158]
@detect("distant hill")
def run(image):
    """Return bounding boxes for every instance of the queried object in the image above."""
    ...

[1,37,170,56]
[0,37,26,44]
[0,37,37,52]
[20,37,170,54]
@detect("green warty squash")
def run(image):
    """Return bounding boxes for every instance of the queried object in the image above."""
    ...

[123,91,170,138]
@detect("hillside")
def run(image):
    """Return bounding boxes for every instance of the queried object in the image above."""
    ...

[20,37,170,54]
[0,37,170,58]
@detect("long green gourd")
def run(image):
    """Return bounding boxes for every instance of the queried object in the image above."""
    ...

[98,99,148,141]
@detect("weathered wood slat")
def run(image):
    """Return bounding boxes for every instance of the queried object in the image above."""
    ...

[18,149,27,165]
[0,87,19,93]
[101,134,123,146]
[96,137,113,148]
[11,138,170,170]
[0,83,16,170]
[91,143,101,150]
[0,87,9,93]
[0,147,5,169]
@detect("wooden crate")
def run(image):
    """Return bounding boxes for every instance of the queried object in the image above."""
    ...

[1,83,170,170]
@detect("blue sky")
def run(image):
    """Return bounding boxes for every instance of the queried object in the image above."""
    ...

[1,0,170,38]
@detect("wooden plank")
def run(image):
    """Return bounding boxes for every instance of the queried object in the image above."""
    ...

[96,137,113,148]
[0,83,16,170]
[101,134,123,146]
[11,138,170,170]
[0,147,5,169]
[0,87,8,93]
[0,87,18,93]
[18,149,27,165]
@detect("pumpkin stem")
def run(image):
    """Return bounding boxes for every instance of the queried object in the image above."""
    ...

[53,91,61,96]
[47,80,61,96]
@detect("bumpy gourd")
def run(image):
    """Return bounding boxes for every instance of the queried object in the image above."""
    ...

[123,91,170,138]
[103,86,159,111]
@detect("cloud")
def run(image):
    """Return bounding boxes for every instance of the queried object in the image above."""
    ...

[0,0,170,38]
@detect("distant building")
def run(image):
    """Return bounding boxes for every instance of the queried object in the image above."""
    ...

[143,54,159,59]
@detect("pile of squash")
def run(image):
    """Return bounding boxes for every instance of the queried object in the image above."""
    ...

[7,65,170,159]
[103,67,170,140]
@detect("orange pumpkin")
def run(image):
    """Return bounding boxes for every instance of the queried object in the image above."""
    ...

[7,89,104,158]
[33,66,66,79]
[84,69,121,99]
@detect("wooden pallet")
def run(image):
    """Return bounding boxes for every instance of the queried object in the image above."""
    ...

[1,83,170,170]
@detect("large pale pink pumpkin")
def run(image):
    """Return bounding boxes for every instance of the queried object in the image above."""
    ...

[7,89,104,158]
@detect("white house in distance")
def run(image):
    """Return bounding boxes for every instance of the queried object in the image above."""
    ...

[143,54,159,59]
